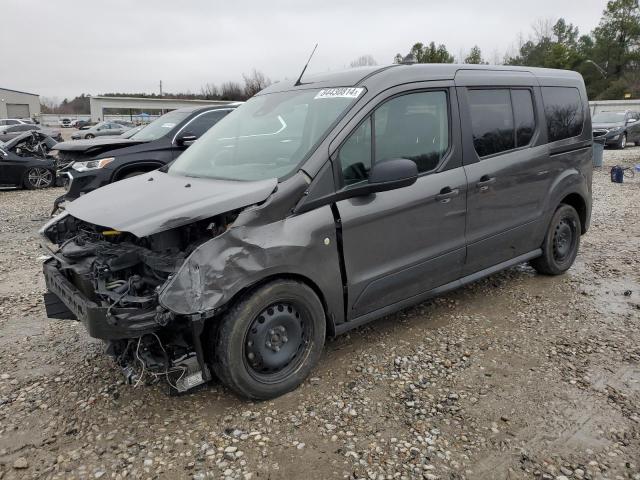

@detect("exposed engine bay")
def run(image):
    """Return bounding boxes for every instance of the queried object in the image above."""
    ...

[43,211,238,393]
[9,131,58,160]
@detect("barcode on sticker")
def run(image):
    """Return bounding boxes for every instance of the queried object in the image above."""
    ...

[314,88,364,100]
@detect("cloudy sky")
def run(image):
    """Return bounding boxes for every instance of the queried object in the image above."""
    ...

[3,0,606,101]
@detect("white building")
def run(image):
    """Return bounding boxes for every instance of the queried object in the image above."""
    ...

[0,87,40,119]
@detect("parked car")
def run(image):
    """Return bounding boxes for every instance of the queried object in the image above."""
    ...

[0,124,63,142]
[103,125,144,139]
[57,105,238,203]
[71,121,130,140]
[591,110,640,148]
[0,118,34,126]
[71,119,92,129]
[41,64,592,399]
[59,118,72,128]
[0,131,59,189]
[112,119,136,128]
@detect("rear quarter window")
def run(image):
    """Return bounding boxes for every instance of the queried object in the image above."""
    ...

[541,87,584,142]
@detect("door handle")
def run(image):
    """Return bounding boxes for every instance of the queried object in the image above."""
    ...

[476,175,496,191]
[435,186,459,203]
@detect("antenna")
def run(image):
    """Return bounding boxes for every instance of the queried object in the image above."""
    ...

[294,44,318,86]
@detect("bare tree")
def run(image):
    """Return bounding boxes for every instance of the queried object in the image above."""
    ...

[220,81,245,101]
[349,55,377,67]
[200,83,220,100]
[243,69,272,98]
[532,18,555,42]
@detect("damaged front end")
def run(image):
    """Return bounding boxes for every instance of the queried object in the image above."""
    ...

[41,211,238,393]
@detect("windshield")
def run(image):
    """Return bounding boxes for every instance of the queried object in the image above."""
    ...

[593,112,626,123]
[167,88,364,181]
[130,110,190,142]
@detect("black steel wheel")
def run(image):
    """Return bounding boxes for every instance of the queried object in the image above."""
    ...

[85,133,95,139]
[23,167,53,189]
[531,204,581,275]
[211,279,326,400]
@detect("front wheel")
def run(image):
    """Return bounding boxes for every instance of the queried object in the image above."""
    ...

[23,167,53,189]
[617,133,627,149]
[211,280,326,400]
[85,133,95,139]
[531,204,581,275]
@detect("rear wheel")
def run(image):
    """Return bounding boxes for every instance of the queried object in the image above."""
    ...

[211,280,326,400]
[23,167,53,189]
[531,204,581,275]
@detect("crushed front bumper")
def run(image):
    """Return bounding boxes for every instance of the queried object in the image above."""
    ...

[43,260,160,340]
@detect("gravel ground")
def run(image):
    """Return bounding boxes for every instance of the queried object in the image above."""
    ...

[0,148,639,480]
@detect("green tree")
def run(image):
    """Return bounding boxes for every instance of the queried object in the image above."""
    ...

[464,45,487,64]
[401,42,454,63]
[592,0,640,78]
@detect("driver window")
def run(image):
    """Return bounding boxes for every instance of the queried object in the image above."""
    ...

[339,91,449,187]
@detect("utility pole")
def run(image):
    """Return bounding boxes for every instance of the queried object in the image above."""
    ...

[159,80,163,97]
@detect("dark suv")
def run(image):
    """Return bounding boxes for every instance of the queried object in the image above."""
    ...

[41,64,592,400]
[60,105,238,202]
[591,110,640,148]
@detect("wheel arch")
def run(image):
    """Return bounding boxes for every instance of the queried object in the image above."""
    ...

[559,192,588,234]
[112,161,163,181]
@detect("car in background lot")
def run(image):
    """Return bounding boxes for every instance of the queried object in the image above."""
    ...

[0,131,58,189]
[71,121,130,140]
[60,104,237,202]
[71,119,93,129]
[0,124,63,142]
[40,65,592,399]
[591,110,640,149]
[59,118,72,128]
[0,118,34,126]
[112,119,136,128]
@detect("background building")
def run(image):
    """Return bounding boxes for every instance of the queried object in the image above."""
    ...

[0,87,40,119]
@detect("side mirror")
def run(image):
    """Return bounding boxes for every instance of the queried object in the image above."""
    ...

[176,131,198,146]
[349,158,418,197]
[627,118,637,124]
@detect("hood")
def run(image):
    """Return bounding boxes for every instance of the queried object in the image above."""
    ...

[53,138,145,152]
[65,171,278,237]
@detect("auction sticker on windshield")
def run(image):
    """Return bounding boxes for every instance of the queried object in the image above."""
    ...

[314,88,364,99]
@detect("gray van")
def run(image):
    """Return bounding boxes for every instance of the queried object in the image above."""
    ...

[41,64,592,399]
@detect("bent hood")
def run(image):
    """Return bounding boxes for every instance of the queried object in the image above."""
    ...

[65,171,278,237]
[53,138,145,153]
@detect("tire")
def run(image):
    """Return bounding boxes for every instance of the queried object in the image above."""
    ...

[211,279,326,400]
[617,133,627,149]
[85,133,95,139]
[23,167,53,190]
[531,204,581,275]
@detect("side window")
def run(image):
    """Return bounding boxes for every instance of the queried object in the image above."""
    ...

[541,86,584,142]
[339,91,449,185]
[512,89,535,147]
[374,91,449,173]
[340,119,372,186]
[185,110,229,137]
[468,89,515,157]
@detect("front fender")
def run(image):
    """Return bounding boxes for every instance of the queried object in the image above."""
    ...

[158,205,344,326]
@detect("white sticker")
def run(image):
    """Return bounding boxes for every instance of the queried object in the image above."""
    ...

[161,123,176,128]
[314,87,364,100]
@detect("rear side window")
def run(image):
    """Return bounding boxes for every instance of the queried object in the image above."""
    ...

[541,87,584,142]
[512,89,535,147]
[468,89,515,157]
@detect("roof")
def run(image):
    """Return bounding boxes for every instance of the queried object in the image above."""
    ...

[0,87,39,97]
[259,63,584,95]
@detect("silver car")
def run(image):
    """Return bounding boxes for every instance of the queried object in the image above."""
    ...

[71,121,129,140]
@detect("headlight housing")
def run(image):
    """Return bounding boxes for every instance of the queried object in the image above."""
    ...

[72,157,115,172]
